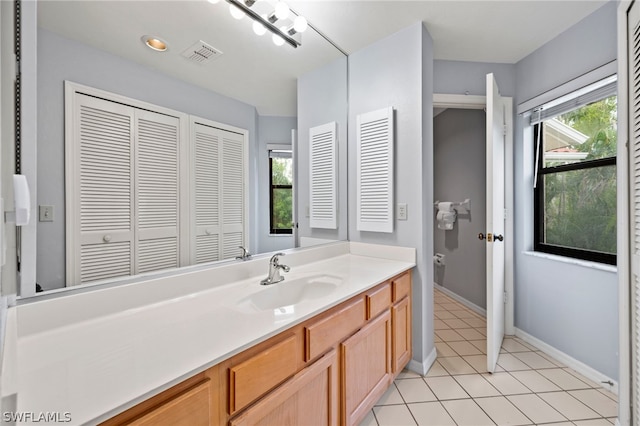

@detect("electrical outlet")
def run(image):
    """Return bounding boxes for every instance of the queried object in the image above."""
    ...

[39,205,54,222]
[397,203,408,220]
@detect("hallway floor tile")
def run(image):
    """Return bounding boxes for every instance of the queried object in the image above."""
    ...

[363,289,618,425]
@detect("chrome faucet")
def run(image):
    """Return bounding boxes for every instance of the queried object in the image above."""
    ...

[260,253,290,285]
[235,246,252,261]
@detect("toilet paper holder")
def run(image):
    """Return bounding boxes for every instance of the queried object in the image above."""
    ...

[433,198,470,212]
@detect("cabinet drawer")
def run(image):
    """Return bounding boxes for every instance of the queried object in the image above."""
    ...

[305,298,366,361]
[229,334,298,415]
[366,283,391,320]
[129,380,211,426]
[229,350,338,426]
[392,272,411,302]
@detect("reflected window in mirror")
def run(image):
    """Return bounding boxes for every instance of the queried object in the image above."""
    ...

[269,148,293,235]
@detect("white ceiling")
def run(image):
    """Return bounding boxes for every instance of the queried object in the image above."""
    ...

[38,0,609,116]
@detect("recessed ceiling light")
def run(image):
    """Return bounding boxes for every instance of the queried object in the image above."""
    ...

[141,35,168,52]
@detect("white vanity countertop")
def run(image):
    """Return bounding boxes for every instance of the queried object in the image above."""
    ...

[2,242,415,425]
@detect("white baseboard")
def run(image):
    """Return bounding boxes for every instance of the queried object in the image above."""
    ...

[434,283,487,317]
[515,328,618,394]
[407,347,437,376]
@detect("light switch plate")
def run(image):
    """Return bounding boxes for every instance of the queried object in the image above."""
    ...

[39,205,54,222]
[397,203,407,220]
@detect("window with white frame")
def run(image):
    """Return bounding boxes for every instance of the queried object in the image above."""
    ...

[532,77,617,265]
[268,148,293,235]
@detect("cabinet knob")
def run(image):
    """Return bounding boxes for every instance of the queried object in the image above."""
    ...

[103,234,112,243]
[205,229,211,235]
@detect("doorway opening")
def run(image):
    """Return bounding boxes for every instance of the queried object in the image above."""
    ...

[433,107,487,315]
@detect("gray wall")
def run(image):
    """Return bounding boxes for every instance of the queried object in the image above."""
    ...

[297,56,348,243]
[434,60,516,97]
[37,29,260,290]
[257,115,296,253]
[348,22,435,371]
[433,109,486,309]
[513,1,618,379]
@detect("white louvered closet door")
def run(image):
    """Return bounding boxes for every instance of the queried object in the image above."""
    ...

[630,2,640,423]
[70,94,135,285]
[134,110,181,274]
[220,130,246,259]
[193,122,221,263]
[309,122,337,229]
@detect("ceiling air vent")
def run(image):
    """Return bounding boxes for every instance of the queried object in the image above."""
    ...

[181,40,223,64]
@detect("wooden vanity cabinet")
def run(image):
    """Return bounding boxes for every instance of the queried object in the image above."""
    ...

[103,270,412,426]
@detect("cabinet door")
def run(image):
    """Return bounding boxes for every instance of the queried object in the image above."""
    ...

[129,380,212,426]
[392,296,412,374]
[341,310,391,426]
[230,349,338,426]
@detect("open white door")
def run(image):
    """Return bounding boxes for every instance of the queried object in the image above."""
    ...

[486,73,506,373]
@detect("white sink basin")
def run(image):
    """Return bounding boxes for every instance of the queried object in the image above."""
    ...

[238,274,343,312]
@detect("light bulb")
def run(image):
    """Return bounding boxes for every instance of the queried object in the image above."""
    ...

[253,20,266,36]
[229,4,245,19]
[272,34,285,46]
[272,27,286,46]
[274,1,289,20]
[293,16,308,33]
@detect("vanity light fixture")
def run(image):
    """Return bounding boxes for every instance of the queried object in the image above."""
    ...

[223,0,307,48]
[141,35,168,52]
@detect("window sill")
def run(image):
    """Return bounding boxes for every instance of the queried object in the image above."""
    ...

[522,251,617,273]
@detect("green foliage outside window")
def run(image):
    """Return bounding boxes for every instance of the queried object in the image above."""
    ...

[271,157,293,232]
[541,96,617,255]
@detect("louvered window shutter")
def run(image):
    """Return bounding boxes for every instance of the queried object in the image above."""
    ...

[221,131,246,259]
[309,122,338,229]
[68,94,135,285]
[356,107,394,233]
[629,2,640,423]
[193,122,221,264]
[134,110,181,274]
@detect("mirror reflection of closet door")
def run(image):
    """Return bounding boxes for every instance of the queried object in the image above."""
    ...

[191,119,247,264]
[67,94,181,285]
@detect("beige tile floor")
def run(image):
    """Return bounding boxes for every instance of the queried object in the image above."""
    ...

[360,289,618,426]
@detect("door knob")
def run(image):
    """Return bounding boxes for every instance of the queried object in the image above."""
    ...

[494,234,504,242]
[478,233,486,241]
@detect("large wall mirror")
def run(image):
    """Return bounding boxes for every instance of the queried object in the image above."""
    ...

[18,0,348,297]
